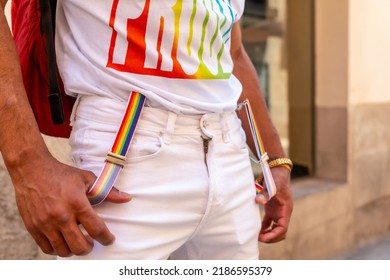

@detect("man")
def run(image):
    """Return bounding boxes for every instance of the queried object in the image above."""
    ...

[0,0,292,259]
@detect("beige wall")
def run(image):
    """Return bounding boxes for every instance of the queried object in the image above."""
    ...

[316,0,390,106]
[347,0,390,248]
[315,0,349,108]
[315,0,348,181]
[349,0,390,104]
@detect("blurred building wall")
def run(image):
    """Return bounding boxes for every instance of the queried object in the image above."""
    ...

[260,0,390,259]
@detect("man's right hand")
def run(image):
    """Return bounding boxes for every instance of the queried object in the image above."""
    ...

[10,155,131,257]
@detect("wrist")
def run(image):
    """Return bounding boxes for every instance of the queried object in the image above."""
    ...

[0,101,50,169]
[267,157,293,171]
[256,157,293,185]
[2,135,51,171]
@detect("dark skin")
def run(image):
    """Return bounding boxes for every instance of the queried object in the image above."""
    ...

[230,22,293,243]
[0,1,292,257]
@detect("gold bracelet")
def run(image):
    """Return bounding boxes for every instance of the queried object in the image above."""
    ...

[268,158,293,171]
[255,158,293,185]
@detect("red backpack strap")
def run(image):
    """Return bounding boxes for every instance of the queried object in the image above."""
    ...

[38,0,65,125]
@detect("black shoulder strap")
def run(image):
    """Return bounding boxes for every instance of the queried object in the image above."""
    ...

[39,0,65,125]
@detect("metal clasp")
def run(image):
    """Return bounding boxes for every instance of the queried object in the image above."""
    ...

[105,152,126,168]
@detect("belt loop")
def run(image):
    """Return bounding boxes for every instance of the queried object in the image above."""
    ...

[164,111,177,144]
[221,113,230,143]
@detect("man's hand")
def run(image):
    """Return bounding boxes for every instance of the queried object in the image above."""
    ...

[256,167,293,243]
[11,155,131,257]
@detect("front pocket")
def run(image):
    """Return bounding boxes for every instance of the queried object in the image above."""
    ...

[127,130,165,162]
[82,128,164,163]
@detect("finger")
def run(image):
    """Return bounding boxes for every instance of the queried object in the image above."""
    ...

[80,170,116,244]
[77,206,115,246]
[258,223,287,243]
[255,193,268,205]
[260,215,273,233]
[259,216,289,243]
[29,231,55,255]
[104,187,132,204]
[44,231,72,257]
[60,223,94,256]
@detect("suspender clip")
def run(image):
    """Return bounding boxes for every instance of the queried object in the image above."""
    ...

[106,152,126,168]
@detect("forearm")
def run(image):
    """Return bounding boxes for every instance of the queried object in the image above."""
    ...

[232,44,286,159]
[231,24,292,243]
[0,8,50,170]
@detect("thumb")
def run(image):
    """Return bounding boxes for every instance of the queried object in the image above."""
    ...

[104,187,132,203]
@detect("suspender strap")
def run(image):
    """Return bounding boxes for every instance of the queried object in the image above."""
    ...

[240,99,277,198]
[87,92,146,205]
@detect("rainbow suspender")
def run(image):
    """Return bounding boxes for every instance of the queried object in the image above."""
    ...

[87,92,146,205]
[241,99,277,198]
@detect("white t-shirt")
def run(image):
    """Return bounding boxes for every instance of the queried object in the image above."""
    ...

[56,0,245,114]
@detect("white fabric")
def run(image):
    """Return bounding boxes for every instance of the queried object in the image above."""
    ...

[67,96,261,260]
[55,0,246,114]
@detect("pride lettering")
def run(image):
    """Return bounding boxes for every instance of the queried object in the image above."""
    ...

[107,0,235,79]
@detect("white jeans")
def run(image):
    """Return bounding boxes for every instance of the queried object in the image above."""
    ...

[68,96,261,260]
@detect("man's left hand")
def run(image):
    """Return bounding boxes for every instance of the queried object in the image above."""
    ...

[256,167,293,243]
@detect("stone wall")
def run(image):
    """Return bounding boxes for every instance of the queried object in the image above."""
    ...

[0,157,38,259]
[349,103,390,245]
